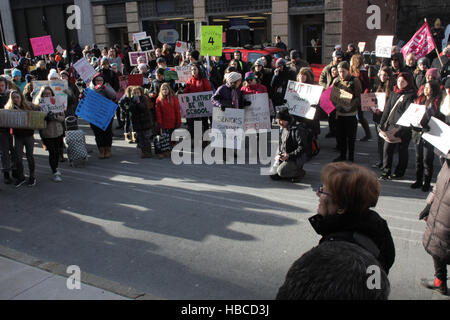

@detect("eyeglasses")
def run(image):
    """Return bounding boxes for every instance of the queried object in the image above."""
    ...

[315,185,332,197]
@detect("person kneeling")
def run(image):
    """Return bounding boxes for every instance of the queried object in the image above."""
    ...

[270,106,305,182]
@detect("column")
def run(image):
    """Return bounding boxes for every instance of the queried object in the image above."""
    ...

[126,1,140,44]
[0,0,16,44]
[92,5,109,48]
[75,0,95,48]
[324,0,343,61]
[272,0,289,47]
[194,0,206,50]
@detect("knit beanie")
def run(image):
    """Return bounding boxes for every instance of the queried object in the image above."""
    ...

[254,58,264,66]
[225,72,242,85]
[337,61,350,71]
[48,69,59,80]
[12,69,22,78]
[425,68,439,80]
[275,58,286,68]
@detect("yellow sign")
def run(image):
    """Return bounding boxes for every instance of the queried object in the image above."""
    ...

[201,26,223,57]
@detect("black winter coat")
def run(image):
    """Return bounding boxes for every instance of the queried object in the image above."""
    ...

[270,68,296,106]
[380,89,416,139]
[100,68,119,91]
[309,209,396,274]
[129,96,153,132]
[280,118,304,167]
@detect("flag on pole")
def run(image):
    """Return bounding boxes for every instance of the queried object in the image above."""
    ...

[401,22,436,60]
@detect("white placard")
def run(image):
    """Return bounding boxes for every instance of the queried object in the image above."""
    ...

[175,41,189,53]
[375,35,394,58]
[283,80,323,119]
[175,66,191,84]
[358,42,366,53]
[178,91,213,118]
[133,32,147,44]
[422,117,450,155]
[243,93,271,133]
[396,103,426,128]
[39,96,66,113]
[375,92,386,112]
[56,45,64,54]
[73,57,96,84]
[211,107,245,149]
[32,80,68,109]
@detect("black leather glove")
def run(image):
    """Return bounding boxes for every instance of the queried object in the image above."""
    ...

[242,100,252,107]
[283,99,288,104]
[410,124,422,132]
[220,105,226,112]
[419,203,431,220]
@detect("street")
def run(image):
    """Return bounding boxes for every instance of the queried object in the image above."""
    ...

[0,118,448,300]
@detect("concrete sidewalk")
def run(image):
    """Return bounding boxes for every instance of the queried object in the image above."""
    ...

[0,256,129,300]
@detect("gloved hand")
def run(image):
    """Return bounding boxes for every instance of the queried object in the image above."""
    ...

[242,100,252,107]
[419,203,431,220]
[283,99,288,104]
[220,105,226,112]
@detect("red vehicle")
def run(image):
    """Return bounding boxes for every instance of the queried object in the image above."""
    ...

[222,47,288,68]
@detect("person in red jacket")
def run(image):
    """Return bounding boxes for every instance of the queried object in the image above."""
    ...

[241,72,268,95]
[156,83,181,158]
[184,62,212,143]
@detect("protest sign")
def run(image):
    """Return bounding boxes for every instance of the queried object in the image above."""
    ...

[0,110,47,129]
[30,35,54,56]
[440,95,450,116]
[178,91,214,118]
[129,51,149,66]
[375,35,394,58]
[128,74,144,86]
[283,80,322,119]
[211,107,245,149]
[330,86,353,109]
[133,32,147,44]
[375,93,386,112]
[358,42,366,53]
[39,96,66,113]
[318,86,336,115]
[116,76,128,101]
[422,117,450,155]
[396,103,426,128]
[243,93,271,133]
[75,88,118,131]
[138,37,154,51]
[56,45,64,54]
[175,41,189,53]
[164,69,179,82]
[361,93,377,111]
[201,26,223,57]
[175,66,191,83]
[73,57,96,84]
[32,80,68,108]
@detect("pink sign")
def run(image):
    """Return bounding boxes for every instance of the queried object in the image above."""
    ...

[30,35,54,57]
[319,86,335,115]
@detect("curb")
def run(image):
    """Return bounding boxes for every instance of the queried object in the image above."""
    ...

[0,245,162,300]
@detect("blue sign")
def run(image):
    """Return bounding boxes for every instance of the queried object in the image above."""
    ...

[75,88,118,131]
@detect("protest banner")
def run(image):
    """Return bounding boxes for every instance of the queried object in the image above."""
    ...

[30,35,54,56]
[132,32,147,44]
[201,26,223,57]
[243,93,271,133]
[138,37,154,51]
[422,117,450,155]
[175,66,191,83]
[116,76,128,101]
[128,74,144,86]
[375,35,394,58]
[0,110,47,129]
[128,51,149,66]
[318,86,336,115]
[175,41,189,53]
[75,88,118,131]
[330,86,353,109]
[32,80,68,108]
[396,103,426,128]
[284,80,322,119]
[358,42,366,53]
[211,107,245,149]
[73,57,96,84]
[401,21,436,60]
[178,91,214,118]
[39,96,66,113]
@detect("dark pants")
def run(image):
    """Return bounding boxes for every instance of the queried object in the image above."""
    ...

[357,108,371,138]
[433,256,448,282]
[382,132,411,176]
[336,115,357,161]
[0,130,16,173]
[42,137,61,173]
[328,110,337,135]
[116,107,124,127]
[374,123,384,163]
[414,138,434,184]
[14,135,35,179]
[91,120,113,148]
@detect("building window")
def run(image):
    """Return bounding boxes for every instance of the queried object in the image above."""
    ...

[140,0,193,19]
[106,3,126,24]
[288,0,324,7]
[206,0,271,15]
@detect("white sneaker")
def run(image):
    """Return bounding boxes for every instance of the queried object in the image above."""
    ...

[53,173,62,182]
[55,170,62,176]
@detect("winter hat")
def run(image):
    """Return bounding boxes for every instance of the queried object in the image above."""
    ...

[445,77,450,89]
[156,57,166,64]
[12,69,22,78]
[337,61,350,71]
[425,68,439,80]
[59,70,69,78]
[225,72,242,85]
[276,106,291,121]
[244,72,256,81]
[334,44,342,50]
[254,58,264,66]
[276,58,286,67]
[138,63,147,71]
[190,50,200,61]
[100,56,110,64]
[48,69,59,80]
[332,50,344,58]
[25,74,33,83]
[290,50,300,59]
[417,57,430,67]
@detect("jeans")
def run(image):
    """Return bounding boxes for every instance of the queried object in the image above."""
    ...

[382,131,411,176]
[0,130,16,173]
[42,137,61,173]
[14,135,35,179]
[374,123,384,163]
[414,138,434,183]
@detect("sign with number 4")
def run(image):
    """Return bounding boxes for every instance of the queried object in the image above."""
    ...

[201,26,223,57]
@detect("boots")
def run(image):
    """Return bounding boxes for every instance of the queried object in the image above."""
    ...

[104,147,112,159]
[98,147,105,159]
[131,132,137,143]
[3,172,12,184]
[141,147,152,158]
[422,175,432,192]
[124,133,132,143]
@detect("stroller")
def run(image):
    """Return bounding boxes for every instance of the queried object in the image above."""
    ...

[64,116,88,167]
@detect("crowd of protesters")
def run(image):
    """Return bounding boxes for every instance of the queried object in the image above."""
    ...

[1,20,450,298]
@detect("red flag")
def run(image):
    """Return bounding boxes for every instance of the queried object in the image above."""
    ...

[401,22,436,60]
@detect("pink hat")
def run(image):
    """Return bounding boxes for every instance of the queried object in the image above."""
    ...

[425,68,439,80]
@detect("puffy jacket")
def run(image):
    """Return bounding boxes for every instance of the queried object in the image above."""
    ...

[129,96,153,132]
[270,68,296,106]
[241,83,267,95]
[156,96,181,129]
[184,77,212,93]
[211,84,246,109]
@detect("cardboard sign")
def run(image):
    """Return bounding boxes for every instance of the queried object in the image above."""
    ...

[422,117,450,155]
[73,57,96,84]
[132,32,147,44]
[318,86,335,115]
[39,96,66,113]
[330,86,353,108]
[178,91,214,118]
[75,88,118,131]
[283,81,322,119]
[30,35,54,56]
[175,66,191,84]
[138,37,154,51]
[128,51,149,66]
[128,74,144,86]
[361,93,386,112]
[358,42,366,53]
[396,103,426,128]
[0,110,47,129]
[375,35,394,58]
[201,26,223,57]
[243,93,271,133]
[175,41,189,53]
[32,80,68,108]
[211,107,245,149]
[116,76,128,101]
